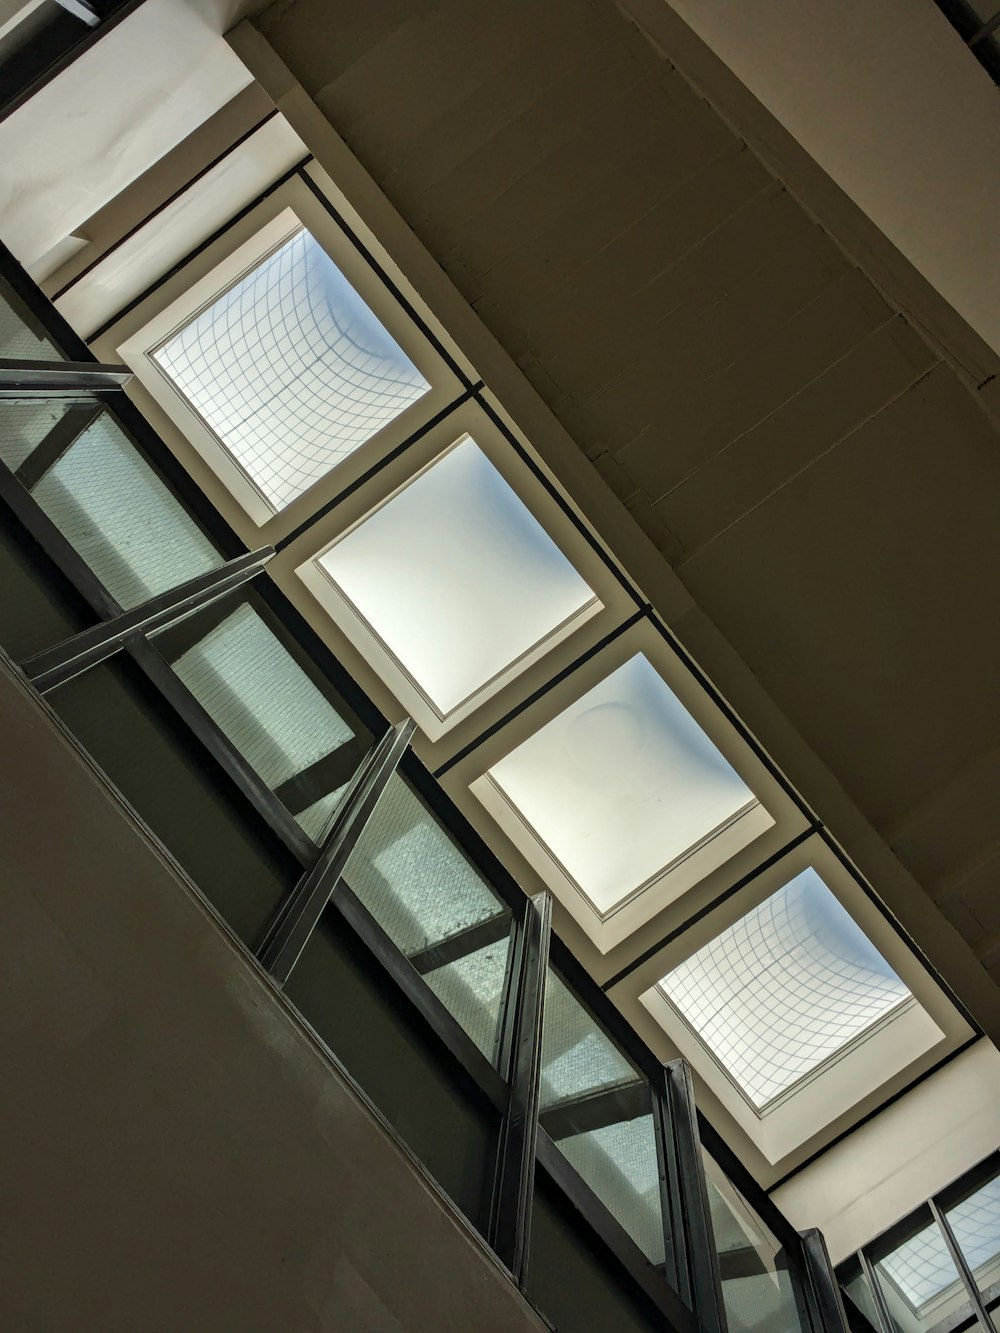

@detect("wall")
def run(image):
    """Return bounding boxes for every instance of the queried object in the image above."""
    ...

[0,653,547,1333]
[773,1041,1000,1263]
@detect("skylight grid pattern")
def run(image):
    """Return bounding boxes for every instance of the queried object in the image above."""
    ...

[153,228,430,510]
[877,1224,960,1312]
[660,869,911,1108]
[949,1176,1000,1277]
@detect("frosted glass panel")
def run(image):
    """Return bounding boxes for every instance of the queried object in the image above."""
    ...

[660,869,912,1108]
[318,436,599,715]
[344,773,506,955]
[540,970,665,1265]
[0,278,61,360]
[153,228,430,511]
[541,970,639,1107]
[488,653,759,914]
[0,399,77,472]
[342,772,512,1061]
[171,602,361,840]
[425,938,510,1058]
[32,412,221,608]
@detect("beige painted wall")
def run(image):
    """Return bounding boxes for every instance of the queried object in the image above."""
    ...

[635,0,1000,359]
[774,1040,1000,1262]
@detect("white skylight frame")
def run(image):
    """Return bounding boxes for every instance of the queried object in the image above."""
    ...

[288,399,631,744]
[447,619,802,955]
[116,175,464,538]
[630,836,972,1164]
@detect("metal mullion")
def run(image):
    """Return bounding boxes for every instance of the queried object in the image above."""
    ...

[930,1198,995,1332]
[21,547,274,693]
[0,359,131,395]
[125,635,318,869]
[857,1248,895,1333]
[258,718,416,984]
[15,401,103,491]
[490,890,552,1286]
[408,911,512,977]
[652,1068,686,1301]
[535,1128,698,1333]
[665,1060,728,1333]
[0,457,122,618]
[332,884,508,1113]
[801,1229,851,1333]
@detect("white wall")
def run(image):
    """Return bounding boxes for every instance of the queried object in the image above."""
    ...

[0,0,257,278]
[773,1040,1000,1262]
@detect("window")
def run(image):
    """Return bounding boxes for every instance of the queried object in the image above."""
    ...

[635,838,968,1164]
[310,433,599,725]
[658,868,912,1110]
[464,622,791,954]
[295,401,625,743]
[150,226,430,513]
[116,184,461,532]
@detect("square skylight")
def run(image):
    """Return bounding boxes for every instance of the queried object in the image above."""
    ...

[483,653,762,918]
[658,868,913,1110]
[313,434,601,721]
[151,226,430,512]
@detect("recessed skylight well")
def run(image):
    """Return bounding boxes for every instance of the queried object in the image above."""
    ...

[117,189,458,530]
[468,634,782,952]
[299,429,606,738]
[658,867,913,1110]
[151,224,430,513]
[633,838,965,1163]
[487,653,758,917]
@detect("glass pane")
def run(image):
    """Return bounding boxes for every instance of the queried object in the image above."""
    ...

[704,1161,809,1333]
[317,435,599,714]
[0,398,87,472]
[947,1169,1000,1309]
[341,773,513,1059]
[842,1268,883,1330]
[660,867,913,1109]
[152,226,431,511]
[31,410,222,607]
[163,598,369,843]
[540,970,667,1267]
[0,275,62,361]
[872,1214,971,1333]
[486,653,767,915]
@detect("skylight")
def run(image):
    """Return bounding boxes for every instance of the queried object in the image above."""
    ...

[658,868,912,1109]
[152,226,430,511]
[483,653,760,916]
[313,435,600,719]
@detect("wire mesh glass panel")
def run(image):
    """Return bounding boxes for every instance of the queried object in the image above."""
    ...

[340,773,513,1059]
[30,410,222,607]
[0,398,89,472]
[540,969,667,1267]
[159,597,371,843]
[704,1161,809,1333]
[152,226,431,512]
[0,275,63,361]
[871,1212,972,1333]
[947,1166,1000,1317]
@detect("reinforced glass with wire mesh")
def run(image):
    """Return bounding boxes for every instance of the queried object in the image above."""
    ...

[540,968,668,1268]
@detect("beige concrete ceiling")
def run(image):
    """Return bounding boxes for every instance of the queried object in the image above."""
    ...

[253,0,1000,1039]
